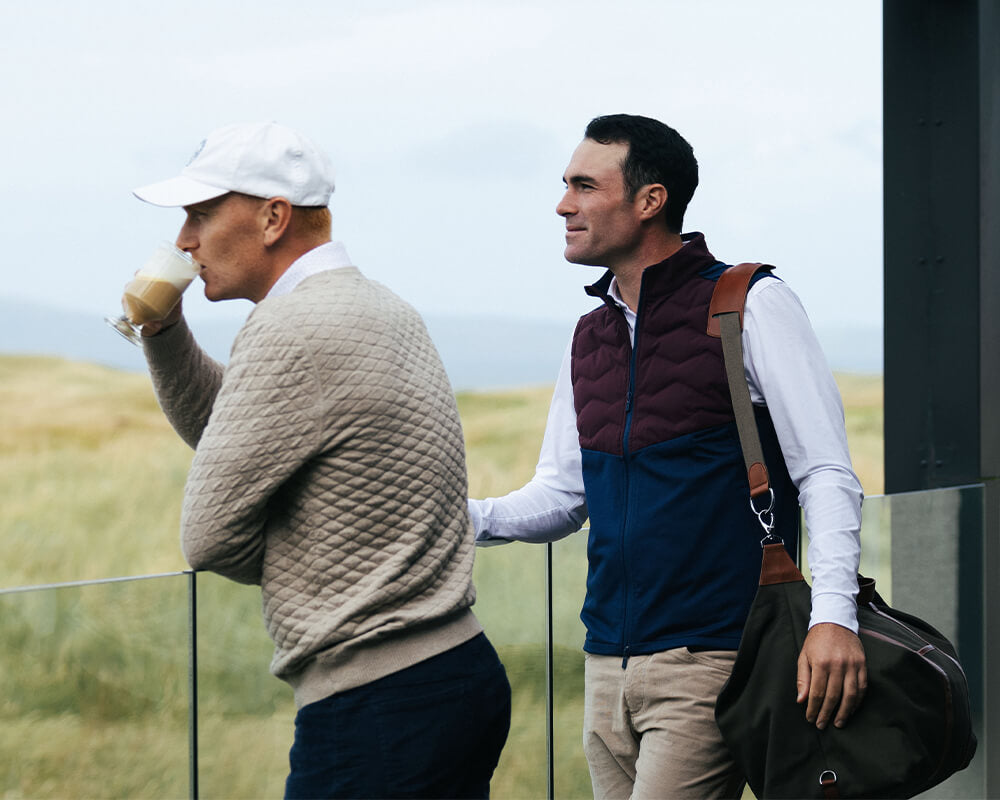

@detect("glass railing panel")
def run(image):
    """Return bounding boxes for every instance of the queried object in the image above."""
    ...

[803,485,982,609]
[550,531,593,799]
[0,575,190,799]
[194,572,297,798]
[858,491,893,588]
[878,485,985,799]
[473,540,549,799]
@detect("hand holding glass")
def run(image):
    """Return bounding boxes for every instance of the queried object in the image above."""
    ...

[105,242,199,345]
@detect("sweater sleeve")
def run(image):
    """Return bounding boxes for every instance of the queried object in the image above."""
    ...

[142,318,226,450]
[180,316,324,585]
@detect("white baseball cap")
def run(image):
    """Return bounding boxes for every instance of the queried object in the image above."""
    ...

[133,122,336,207]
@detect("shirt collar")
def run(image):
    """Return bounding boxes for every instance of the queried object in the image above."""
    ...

[607,276,637,340]
[266,241,353,299]
[607,276,629,312]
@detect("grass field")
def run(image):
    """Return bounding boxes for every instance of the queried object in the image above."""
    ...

[0,354,883,798]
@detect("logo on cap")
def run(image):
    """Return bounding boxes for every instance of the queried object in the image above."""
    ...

[187,139,207,166]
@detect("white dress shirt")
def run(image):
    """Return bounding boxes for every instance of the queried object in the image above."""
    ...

[266,241,353,299]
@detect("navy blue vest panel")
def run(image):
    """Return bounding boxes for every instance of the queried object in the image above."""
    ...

[571,233,799,657]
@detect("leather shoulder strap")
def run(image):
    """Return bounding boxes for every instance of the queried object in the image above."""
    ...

[706,262,773,338]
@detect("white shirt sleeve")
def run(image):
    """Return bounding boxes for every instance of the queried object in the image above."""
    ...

[743,277,864,633]
[469,336,589,545]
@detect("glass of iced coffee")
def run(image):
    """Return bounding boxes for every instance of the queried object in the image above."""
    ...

[105,242,200,345]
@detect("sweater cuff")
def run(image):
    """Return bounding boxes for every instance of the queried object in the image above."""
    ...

[141,317,196,366]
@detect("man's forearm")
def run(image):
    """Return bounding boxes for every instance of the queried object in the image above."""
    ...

[142,318,225,449]
[470,482,588,545]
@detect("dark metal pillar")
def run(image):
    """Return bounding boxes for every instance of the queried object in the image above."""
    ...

[884,0,1000,795]
[884,1,981,492]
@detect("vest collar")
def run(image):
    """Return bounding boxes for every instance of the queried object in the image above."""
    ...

[584,232,717,306]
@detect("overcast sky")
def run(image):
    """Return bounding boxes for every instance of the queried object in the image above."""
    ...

[2,0,882,335]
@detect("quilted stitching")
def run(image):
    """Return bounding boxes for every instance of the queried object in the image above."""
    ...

[154,267,476,681]
[572,244,735,455]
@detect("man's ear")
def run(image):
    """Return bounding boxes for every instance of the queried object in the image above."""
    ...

[262,197,293,246]
[637,184,667,222]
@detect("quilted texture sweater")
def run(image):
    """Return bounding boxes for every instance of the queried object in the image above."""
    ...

[143,266,482,707]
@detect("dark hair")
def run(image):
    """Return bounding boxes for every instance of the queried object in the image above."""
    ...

[584,114,698,233]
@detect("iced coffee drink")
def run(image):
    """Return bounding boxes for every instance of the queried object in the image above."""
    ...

[106,242,199,344]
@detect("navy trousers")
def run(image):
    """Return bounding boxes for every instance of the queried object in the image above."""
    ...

[284,633,512,799]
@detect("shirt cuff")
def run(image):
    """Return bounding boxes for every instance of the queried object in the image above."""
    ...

[468,499,509,547]
[809,591,860,634]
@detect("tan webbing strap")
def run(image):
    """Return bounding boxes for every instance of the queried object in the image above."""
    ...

[708,263,775,499]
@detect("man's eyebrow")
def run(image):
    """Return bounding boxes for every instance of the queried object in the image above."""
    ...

[564,173,597,187]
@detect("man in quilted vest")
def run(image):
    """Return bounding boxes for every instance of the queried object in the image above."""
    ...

[470,114,867,798]
[131,122,511,799]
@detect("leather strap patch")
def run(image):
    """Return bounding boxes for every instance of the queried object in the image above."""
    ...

[760,542,804,585]
[707,262,773,338]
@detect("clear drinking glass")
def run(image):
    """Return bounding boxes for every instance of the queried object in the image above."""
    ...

[105,242,199,345]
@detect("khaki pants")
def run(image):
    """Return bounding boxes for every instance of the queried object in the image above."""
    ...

[582,649,745,800]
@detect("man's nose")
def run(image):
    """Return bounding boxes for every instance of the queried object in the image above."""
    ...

[175,226,196,253]
[556,190,574,217]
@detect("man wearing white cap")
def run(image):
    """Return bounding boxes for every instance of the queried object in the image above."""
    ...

[133,122,511,799]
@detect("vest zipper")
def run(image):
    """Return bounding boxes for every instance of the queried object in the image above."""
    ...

[619,303,641,664]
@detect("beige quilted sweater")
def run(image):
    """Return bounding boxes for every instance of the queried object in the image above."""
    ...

[144,267,482,707]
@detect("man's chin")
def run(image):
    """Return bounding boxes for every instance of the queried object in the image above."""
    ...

[563,249,604,267]
[204,286,246,304]
[202,285,226,303]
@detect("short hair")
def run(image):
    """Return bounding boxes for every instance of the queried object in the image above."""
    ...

[584,114,698,233]
[293,205,332,239]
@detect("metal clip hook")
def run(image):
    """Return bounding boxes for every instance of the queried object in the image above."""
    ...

[750,488,776,541]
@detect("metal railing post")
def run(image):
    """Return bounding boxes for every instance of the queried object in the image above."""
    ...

[545,542,554,800]
[188,571,199,800]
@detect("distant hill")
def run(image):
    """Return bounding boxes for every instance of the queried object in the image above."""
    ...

[0,298,881,390]
[0,298,571,391]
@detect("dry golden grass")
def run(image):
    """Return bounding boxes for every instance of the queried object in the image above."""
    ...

[458,385,555,499]
[0,356,193,587]
[836,372,884,495]
[0,355,883,586]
